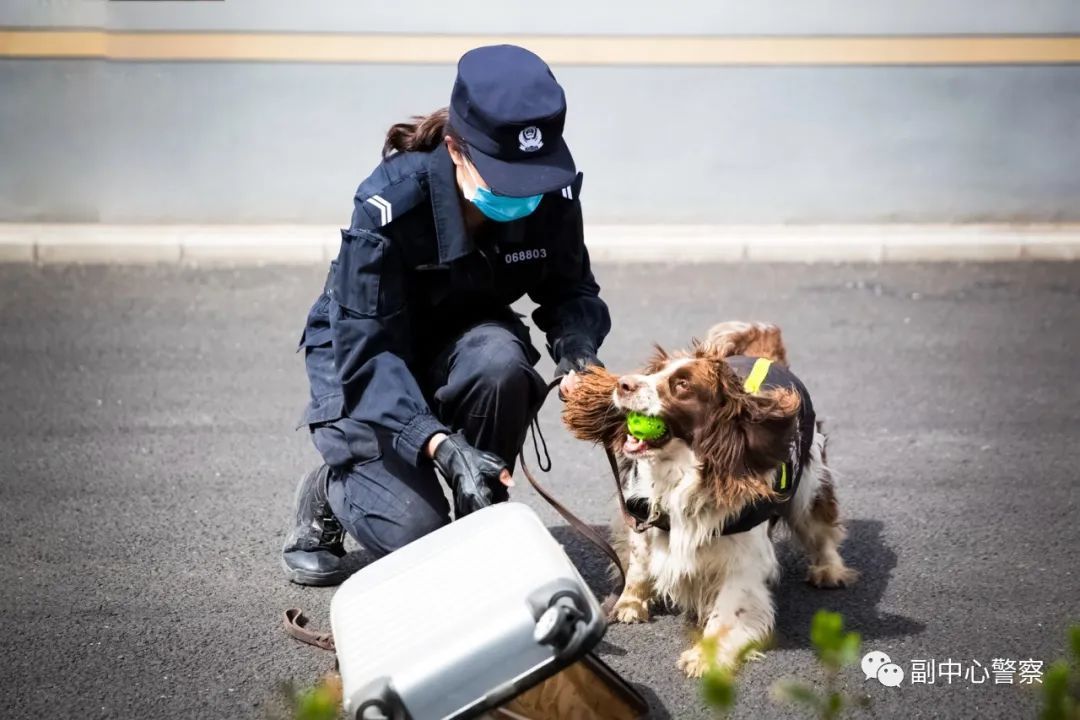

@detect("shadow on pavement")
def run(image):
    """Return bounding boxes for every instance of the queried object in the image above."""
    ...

[551,518,925,650]
[339,547,381,575]
[550,524,622,602]
[773,518,925,647]
[631,683,674,720]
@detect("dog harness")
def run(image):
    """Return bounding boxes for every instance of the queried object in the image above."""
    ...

[624,355,816,535]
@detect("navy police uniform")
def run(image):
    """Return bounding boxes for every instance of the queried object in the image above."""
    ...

[298,142,610,556]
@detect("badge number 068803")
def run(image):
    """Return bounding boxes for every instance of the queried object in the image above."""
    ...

[505,248,547,264]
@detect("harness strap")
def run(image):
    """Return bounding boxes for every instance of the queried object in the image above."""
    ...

[604,446,658,534]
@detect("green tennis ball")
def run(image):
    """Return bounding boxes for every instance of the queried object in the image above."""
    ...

[626,411,668,441]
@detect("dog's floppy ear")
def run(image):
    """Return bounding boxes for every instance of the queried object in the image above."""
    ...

[696,363,800,491]
[738,388,800,475]
[561,366,625,447]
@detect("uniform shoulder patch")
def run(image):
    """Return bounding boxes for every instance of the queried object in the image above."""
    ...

[363,193,395,226]
[556,171,584,201]
[352,155,429,230]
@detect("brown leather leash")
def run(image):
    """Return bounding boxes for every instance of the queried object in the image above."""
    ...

[283,607,336,652]
[517,378,661,603]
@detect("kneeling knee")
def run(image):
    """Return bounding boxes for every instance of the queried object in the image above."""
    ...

[364,508,449,557]
[472,348,537,396]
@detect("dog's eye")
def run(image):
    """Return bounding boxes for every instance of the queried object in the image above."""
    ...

[671,378,690,394]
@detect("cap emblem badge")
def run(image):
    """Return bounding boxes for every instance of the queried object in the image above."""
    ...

[518,126,544,152]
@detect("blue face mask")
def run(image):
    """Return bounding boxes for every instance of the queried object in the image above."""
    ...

[464,164,542,222]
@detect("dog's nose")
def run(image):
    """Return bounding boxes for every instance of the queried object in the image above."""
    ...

[618,376,641,395]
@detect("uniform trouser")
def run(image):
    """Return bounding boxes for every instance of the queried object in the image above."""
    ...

[311,321,547,557]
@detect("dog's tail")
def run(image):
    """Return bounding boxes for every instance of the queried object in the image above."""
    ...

[704,321,789,366]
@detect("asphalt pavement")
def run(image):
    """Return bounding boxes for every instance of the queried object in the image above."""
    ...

[1,261,1077,719]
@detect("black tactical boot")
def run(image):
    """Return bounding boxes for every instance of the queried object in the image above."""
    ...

[282,464,348,586]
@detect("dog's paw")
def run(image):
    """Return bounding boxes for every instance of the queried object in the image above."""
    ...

[677,644,712,678]
[679,642,741,677]
[612,595,650,624]
[679,636,770,677]
[807,563,859,589]
[679,641,766,677]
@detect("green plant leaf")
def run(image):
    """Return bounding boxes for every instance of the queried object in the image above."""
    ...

[766,613,874,719]
[294,684,340,720]
[809,610,862,670]
[837,631,862,668]
[736,638,767,665]
[1041,661,1070,720]
[702,667,736,711]
[1068,625,1080,668]
[824,691,844,720]
[278,676,341,720]
[810,610,844,655]
[771,680,823,713]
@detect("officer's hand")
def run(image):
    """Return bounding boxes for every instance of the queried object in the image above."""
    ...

[560,371,581,398]
[555,351,603,400]
[432,432,511,518]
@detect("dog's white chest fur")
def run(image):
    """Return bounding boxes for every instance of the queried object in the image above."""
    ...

[624,441,779,619]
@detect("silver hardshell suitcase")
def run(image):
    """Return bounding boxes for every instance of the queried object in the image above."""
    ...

[330,502,646,720]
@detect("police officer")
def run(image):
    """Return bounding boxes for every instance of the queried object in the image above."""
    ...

[283,45,611,585]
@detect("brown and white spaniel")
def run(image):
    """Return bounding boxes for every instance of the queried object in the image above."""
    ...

[563,321,857,676]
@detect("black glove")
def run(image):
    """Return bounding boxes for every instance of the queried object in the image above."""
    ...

[554,350,604,380]
[432,432,507,518]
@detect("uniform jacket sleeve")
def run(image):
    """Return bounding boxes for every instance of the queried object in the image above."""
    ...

[528,176,612,363]
[329,226,447,467]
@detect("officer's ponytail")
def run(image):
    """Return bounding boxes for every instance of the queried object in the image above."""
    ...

[383,107,468,158]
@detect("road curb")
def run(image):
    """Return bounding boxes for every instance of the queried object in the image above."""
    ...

[1,223,1079,264]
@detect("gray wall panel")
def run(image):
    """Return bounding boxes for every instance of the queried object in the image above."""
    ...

[0,0,104,29]
[2,61,1078,224]
[93,62,454,223]
[4,0,1080,35]
[0,60,106,221]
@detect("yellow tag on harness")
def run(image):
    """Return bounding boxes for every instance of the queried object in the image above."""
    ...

[743,358,788,492]
[743,358,772,394]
